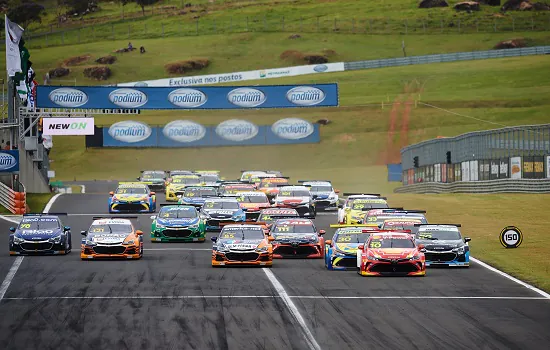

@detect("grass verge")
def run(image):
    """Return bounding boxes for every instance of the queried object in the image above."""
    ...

[26,193,55,213]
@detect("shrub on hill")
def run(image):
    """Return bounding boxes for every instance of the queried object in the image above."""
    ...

[419,0,449,8]
[164,59,210,74]
[95,55,117,64]
[63,55,91,66]
[280,50,331,64]
[83,66,112,80]
[49,67,70,78]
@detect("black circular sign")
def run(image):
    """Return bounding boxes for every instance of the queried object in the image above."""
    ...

[499,226,523,248]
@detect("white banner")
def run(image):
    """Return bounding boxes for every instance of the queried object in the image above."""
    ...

[470,160,478,181]
[434,164,441,182]
[510,156,522,179]
[462,162,470,182]
[546,156,550,178]
[43,118,95,135]
[116,62,345,87]
[5,15,24,77]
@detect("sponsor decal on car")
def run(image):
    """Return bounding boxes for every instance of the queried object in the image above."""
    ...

[168,88,208,108]
[285,86,326,106]
[48,88,89,108]
[271,118,314,140]
[108,120,152,143]
[215,119,259,141]
[162,120,206,142]
[108,88,148,108]
[227,88,266,107]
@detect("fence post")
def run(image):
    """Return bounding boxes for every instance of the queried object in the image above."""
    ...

[282,16,285,31]
[352,18,355,33]
[78,28,80,43]
[50,24,53,33]
[112,24,114,39]
[422,19,426,34]
[264,15,267,31]
[92,25,94,39]
[145,23,147,34]
[334,18,337,31]
[212,20,215,33]
[531,15,534,31]
[62,31,64,45]
[128,25,130,39]
[300,16,303,32]
[369,19,372,33]
[476,20,479,32]
[512,16,515,32]
[404,19,408,34]
[196,19,199,35]
[230,16,233,32]
[317,16,320,32]
[494,18,497,32]
[246,16,249,31]
[458,19,460,33]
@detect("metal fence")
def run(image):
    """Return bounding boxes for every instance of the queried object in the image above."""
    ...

[400,124,550,187]
[12,13,550,49]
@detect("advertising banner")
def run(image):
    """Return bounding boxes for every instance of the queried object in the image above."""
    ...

[533,156,544,179]
[500,159,509,178]
[102,119,320,148]
[441,164,447,183]
[547,156,550,178]
[0,150,19,172]
[434,164,441,182]
[117,63,346,87]
[523,156,534,179]
[490,160,499,180]
[37,84,339,110]
[43,118,95,135]
[510,156,522,179]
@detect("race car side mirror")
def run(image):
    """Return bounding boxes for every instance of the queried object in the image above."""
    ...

[135,230,143,236]
[312,195,318,199]
[211,237,218,242]
[64,226,70,231]
[335,190,340,193]
[325,239,332,245]
[268,236,275,242]
[241,208,247,211]
[109,191,114,196]
[378,224,383,228]
[9,227,15,232]
[464,237,471,243]
[150,192,156,196]
[318,230,326,235]
[337,204,343,209]
[150,215,156,220]
[420,248,427,253]
[136,177,140,180]
[80,230,87,236]
[358,244,364,250]
[417,244,425,250]
[344,207,350,211]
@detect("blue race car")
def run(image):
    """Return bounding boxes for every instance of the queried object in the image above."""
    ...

[108,182,156,213]
[177,186,219,208]
[9,213,72,255]
[199,197,246,231]
[324,225,378,270]
[415,224,471,267]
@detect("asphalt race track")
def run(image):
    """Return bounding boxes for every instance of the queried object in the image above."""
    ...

[1,182,549,350]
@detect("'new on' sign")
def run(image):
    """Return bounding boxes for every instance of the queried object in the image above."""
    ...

[43,118,96,136]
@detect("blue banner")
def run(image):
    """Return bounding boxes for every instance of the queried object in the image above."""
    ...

[102,119,320,148]
[0,150,19,173]
[387,163,403,182]
[37,84,339,110]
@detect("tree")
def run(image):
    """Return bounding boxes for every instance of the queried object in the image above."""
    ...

[115,0,131,19]
[135,0,159,16]
[6,2,45,28]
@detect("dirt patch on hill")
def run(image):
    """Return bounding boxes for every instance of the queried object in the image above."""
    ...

[95,55,117,64]
[63,54,91,67]
[164,59,210,74]
[494,38,528,49]
[83,66,112,80]
[280,50,333,64]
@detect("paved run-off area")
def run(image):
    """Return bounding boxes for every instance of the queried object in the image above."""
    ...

[0,183,549,350]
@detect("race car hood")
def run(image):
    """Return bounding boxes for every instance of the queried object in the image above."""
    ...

[168,184,187,191]
[113,194,148,202]
[15,228,63,240]
[219,239,263,250]
[334,243,361,255]
[203,208,240,217]
[417,239,462,250]
[88,233,129,244]
[157,217,200,227]
[260,188,280,195]
[371,248,417,259]
[181,197,207,205]
[272,233,318,243]
[277,196,310,205]
[142,178,164,183]
[239,202,271,210]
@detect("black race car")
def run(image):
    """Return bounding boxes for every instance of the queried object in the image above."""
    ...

[9,213,72,255]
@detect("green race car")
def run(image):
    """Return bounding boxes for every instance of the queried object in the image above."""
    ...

[150,204,206,242]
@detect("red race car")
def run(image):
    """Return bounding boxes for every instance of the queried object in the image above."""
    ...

[269,219,325,258]
[356,231,426,276]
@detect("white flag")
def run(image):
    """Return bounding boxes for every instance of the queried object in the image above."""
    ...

[5,15,24,77]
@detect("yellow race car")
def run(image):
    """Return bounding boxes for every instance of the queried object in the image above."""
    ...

[165,175,202,201]
[341,198,389,225]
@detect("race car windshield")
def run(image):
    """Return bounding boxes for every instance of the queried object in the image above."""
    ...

[352,202,388,210]
[369,238,415,249]
[279,190,310,197]
[204,201,240,209]
[238,195,268,203]
[336,233,369,243]
[201,175,219,182]
[272,225,315,234]
[417,230,462,240]
[220,229,265,240]
[159,208,197,218]
[383,224,420,234]
[309,185,332,192]
[223,187,253,194]
[18,219,59,230]
[142,172,164,179]
[89,224,132,233]
[261,180,288,188]
[184,188,217,197]
[173,177,200,184]
[116,187,147,194]
[258,214,298,223]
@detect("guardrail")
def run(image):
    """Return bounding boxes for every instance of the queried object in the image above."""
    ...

[394,179,550,194]
[0,181,26,214]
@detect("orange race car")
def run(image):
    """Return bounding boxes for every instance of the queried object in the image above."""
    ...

[257,177,290,202]
[357,231,426,276]
[236,191,272,221]
[81,217,143,260]
[211,224,275,266]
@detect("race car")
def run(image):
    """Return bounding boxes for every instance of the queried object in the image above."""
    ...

[9,213,72,255]
[250,173,278,187]
[299,180,339,210]
[362,209,428,227]
[337,193,384,223]
[165,175,202,201]
[166,170,195,183]
[272,185,316,218]
[236,191,271,221]
[380,218,425,234]
[80,217,143,260]
[269,219,325,258]
[199,197,247,230]
[150,204,206,242]
[258,177,290,202]
[356,231,426,276]
[324,225,378,270]
[108,182,156,213]
[257,208,300,227]
[211,224,274,266]
[240,171,269,183]
[218,183,257,197]
[137,170,166,192]
[177,186,218,207]
[199,173,221,187]
[415,224,471,267]
[341,197,389,224]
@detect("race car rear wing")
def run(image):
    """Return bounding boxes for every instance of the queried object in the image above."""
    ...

[92,216,139,220]
[330,224,379,228]
[364,207,404,212]
[343,193,381,197]
[219,222,267,227]
[23,212,68,216]
[414,223,461,227]
[159,203,190,207]
[384,210,427,214]
[297,180,331,183]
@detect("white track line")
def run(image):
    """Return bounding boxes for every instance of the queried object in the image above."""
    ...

[2,295,547,301]
[263,268,322,350]
[0,257,24,301]
[43,193,63,214]
[471,257,550,299]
